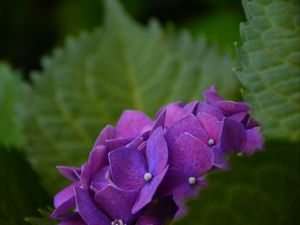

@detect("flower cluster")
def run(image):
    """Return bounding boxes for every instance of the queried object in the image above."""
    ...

[51,86,263,225]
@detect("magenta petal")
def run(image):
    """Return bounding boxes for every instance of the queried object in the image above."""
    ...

[146,127,168,175]
[58,213,86,225]
[203,85,223,105]
[163,103,186,127]
[197,112,223,145]
[115,110,152,138]
[242,127,264,154]
[52,183,76,218]
[152,109,166,131]
[221,118,247,153]
[75,186,110,225]
[166,114,206,150]
[94,125,115,146]
[57,166,81,182]
[95,185,138,223]
[132,166,169,214]
[109,148,147,190]
[184,101,199,115]
[170,133,213,176]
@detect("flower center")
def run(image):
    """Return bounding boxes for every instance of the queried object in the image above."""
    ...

[144,172,153,182]
[208,138,215,146]
[111,219,126,225]
[188,177,197,185]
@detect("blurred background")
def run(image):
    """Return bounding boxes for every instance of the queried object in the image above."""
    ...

[1,1,299,225]
[0,0,244,78]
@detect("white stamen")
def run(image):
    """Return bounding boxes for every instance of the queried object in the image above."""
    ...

[111,219,125,225]
[208,138,215,146]
[188,177,197,185]
[144,172,153,182]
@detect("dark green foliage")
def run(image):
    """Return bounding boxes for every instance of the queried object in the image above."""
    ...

[174,141,300,225]
[0,63,23,148]
[0,148,50,225]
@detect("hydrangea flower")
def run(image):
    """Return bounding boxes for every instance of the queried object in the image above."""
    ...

[52,85,263,224]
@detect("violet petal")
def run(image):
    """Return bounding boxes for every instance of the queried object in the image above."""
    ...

[132,166,169,214]
[170,133,213,177]
[52,183,76,218]
[57,166,81,182]
[221,118,247,153]
[165,114,206,150]
[109,148,147,190]
[115,110,152,138]
[95,185,138,223]
[146,127,168,175]
[75,186,110,225]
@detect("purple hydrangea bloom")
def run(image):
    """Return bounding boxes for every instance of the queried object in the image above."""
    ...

[52,85,263,224]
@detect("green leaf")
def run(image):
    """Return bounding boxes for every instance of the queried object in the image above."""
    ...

[173,141,300,225]
[25,209,57,225]
[0,147,50,225]
[23,0,238,192]
[235,0,300,141]
[0,63,24,148]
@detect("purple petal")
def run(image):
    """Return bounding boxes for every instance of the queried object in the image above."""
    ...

[146,127,168,175]
[52,183,76,218]
[57,166,81,182]
[197,112,223,145]
[243,115,259,129]
[94,125,115,147]
[170,133,213,177]
[203,85,223,105]
[173,183,199,219]
[88,145,107,176]
[165,114,206,150]
[109,148,147,190]
[197,103,224,120]
[95,185,138,223]
[184,101,199,115]
[132,166,169,214]
[58,213,86,225]
[79,163,90,189]
[216,100,249,118]
[212,146,230,169]
[115,110,152,138]
[152,109,166,131]
[75,186,110,225]
[220,118,247,153]
[161,103,186,127]
[229,111,249,123]
[158,167,186,196]
[105,137,134,149]
[90,166,110,192]
[242,127,264,154]
[125,136,144,149]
